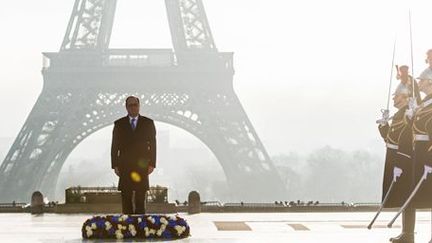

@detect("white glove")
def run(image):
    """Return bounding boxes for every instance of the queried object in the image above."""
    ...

[405,108,414,120]
[393,166,403,182]
[422,165,432,180]
[409,97,418,111]
[376,109,390,125]
[405,97,418,120]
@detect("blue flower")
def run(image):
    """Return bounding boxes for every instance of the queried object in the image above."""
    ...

[108,228,116,235]
[82,214,190,239]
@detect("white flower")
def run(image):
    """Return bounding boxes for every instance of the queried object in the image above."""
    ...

[91,223,97,229]
[105,221,112,230]
[115,229,124,239]
[168,215,177,221]
[128,224,137,236]
[138,218,142,223]
[160,217,168,225]
[174,225,186,236]
[147,216,155,224]
[85,225,93,238]
[156,227,165,236]
[85,225,93,237]
[159,224,166,232]
[119,215,129,222]
[144,227,150,237]
[116,224,126,230]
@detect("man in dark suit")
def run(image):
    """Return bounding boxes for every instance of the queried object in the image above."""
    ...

[111,95,156,214]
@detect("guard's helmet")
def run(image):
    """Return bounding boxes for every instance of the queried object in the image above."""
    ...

[393,83,411,96]
[417,67,432,81]
[399,65,409,71]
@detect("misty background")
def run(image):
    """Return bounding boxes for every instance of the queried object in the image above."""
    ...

[1,0,432,203]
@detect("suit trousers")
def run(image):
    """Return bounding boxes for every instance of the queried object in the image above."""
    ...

[121,190,147,214]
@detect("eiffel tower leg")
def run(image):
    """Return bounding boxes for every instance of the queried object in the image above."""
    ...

[199,92,287,202]
[0,85,126,202]
[0,89,67,202]
[147,89,288,202]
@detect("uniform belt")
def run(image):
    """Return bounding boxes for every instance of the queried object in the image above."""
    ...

[414,134,430,141]
[386,143,399,150]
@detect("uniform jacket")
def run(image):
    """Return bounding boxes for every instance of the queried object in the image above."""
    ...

[411,94,432,208]
[378,105,414,208]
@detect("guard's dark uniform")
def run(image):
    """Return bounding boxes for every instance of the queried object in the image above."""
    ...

[378,105,414,208]
[411,94,432,208]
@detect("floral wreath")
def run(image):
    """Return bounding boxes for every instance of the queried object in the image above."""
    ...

[82,214,190,239]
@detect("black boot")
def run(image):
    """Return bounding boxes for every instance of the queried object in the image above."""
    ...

[389,232,414,243]
[389,209,415,243]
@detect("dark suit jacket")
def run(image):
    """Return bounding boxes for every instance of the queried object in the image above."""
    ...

[111,114,156,192]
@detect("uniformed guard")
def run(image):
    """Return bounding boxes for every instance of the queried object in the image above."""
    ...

[378,82,416,243]
[397,65,421,104]
[409,67,432,242]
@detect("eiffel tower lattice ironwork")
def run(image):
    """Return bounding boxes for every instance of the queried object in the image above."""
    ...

[0,0,287,202]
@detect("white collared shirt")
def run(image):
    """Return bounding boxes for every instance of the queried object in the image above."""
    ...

[128,115,139,129]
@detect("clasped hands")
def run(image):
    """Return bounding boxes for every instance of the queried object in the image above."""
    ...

[114,165,155,177]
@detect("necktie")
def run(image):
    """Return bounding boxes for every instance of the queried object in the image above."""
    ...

[131,118,136,131]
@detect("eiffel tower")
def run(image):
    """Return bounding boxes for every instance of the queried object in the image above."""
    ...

[0,0,287,202]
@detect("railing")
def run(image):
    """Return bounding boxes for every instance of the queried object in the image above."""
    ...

[42,49,233,70]
[203,202,380,208]
[65,186,118,203]
[0,202,27,208]
[65,185,168,204]
[66,186,118,193]
[201,201,223,207]
[103,49,175,67]
[352,202,380,207]
[223,202,287,207]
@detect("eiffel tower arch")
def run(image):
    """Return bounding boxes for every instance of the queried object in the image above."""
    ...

[0,0,288,202]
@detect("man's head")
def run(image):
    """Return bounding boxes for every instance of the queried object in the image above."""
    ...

[398,65,410,84]
[417,68,432,94]
[399,65,409,75]
[392,83,410,109]
[125,95,140,117]
[426,49,432,65]
[418,78,432,95]
[393,94,409,109]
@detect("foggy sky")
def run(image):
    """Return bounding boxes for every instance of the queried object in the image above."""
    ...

[1,0,432,159]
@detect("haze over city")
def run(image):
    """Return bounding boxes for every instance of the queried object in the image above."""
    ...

[1,0,432,202]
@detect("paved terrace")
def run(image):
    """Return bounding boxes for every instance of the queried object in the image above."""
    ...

[1,212,432,242]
